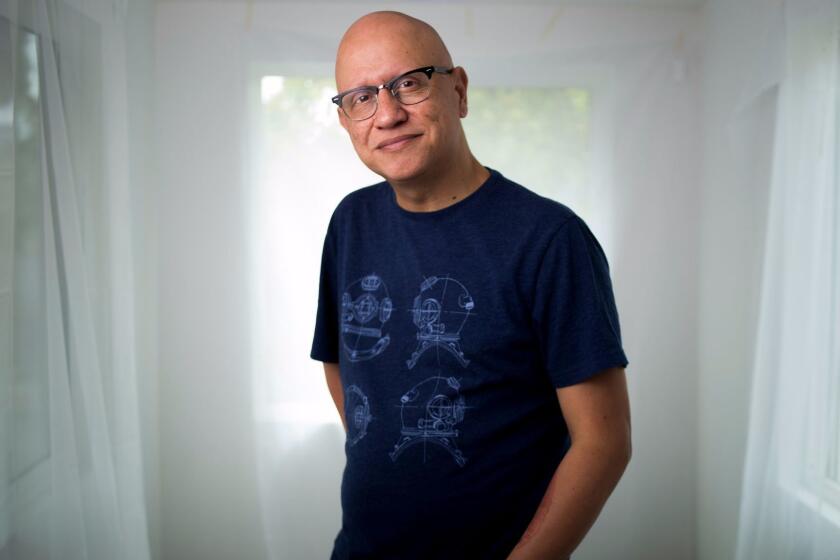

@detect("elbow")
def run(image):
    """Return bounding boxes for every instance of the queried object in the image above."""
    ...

[619,412,633,465]
[622,423,633,465]
[611,425,633,468]
[572,431,632,466]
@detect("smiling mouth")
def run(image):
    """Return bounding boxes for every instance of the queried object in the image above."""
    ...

[377,134,421,151]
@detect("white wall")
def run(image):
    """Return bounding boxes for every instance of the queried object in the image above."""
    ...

[151,2,706,559]
[696,1,779,559]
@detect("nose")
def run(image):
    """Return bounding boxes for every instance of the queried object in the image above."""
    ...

[374,88,407,128]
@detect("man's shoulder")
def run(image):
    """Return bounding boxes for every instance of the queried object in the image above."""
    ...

[338,180,385,206]
[493,170,578,229]
[331,179,387,220]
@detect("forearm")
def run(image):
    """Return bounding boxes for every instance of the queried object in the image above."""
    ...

[506,441,631,559]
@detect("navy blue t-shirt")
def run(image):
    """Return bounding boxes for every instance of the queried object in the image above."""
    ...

[310,167,629,559]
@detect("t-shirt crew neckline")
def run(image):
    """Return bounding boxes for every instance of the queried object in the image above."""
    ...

[385,167,501,221]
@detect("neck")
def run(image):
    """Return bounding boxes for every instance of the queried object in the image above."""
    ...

[388,154,490,213]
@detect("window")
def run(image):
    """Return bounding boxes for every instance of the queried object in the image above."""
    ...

[0,12,51,493]
[794,26,840,528]
[249,68,595,432]
[809,145,840,514]
[463,86,592,218]
[0,4,104,552]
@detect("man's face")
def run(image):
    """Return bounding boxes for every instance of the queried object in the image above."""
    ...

[335,28,467,183]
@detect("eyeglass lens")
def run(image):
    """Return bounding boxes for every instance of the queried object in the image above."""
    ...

[342,70,433,120]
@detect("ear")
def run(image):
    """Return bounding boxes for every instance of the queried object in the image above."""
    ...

[452,66,469,118]
[337,107,350,132]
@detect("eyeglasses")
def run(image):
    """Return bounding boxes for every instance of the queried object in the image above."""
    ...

[332,66,454,121]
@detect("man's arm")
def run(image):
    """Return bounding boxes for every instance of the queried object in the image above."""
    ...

[323,362,348,433]
[506,366,632,560]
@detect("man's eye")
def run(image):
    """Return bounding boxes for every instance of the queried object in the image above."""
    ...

[351,93,372,105]
[397,78,418,89]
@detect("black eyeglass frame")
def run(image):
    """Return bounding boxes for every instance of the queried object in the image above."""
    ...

[331,65,454,120]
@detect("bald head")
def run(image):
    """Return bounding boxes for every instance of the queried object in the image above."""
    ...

[335,11,453,90]
[332,11,476,187]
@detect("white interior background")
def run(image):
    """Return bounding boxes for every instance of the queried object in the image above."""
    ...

[4,0,837,559]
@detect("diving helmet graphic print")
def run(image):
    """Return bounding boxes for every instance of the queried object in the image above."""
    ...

[406,276,475,369]
[344,384,373,446]
[389,376,467,467]
[341,273,393,361]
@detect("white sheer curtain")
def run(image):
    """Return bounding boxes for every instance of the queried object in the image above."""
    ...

[0,0,152,559]
[735,0,840,558]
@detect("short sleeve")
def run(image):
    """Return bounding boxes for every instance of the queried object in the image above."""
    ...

[531,215,629,387]
[310,217,340,363]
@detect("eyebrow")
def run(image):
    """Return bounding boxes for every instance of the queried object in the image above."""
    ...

[337,67,415,96]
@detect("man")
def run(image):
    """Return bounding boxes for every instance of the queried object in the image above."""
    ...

[310,10,631,560]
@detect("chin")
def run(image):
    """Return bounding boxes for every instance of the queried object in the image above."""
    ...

[371,157,428,183]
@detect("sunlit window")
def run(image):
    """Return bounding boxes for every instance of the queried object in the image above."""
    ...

[823,157,840,501]
[464,87,592,218]
[0,17,50,488]
[797,52,840,524]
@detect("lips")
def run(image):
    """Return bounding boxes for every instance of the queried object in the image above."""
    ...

[377,134,422,150]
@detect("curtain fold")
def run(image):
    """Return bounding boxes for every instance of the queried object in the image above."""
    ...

[0,0,152,558]
[735,1,840,558]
